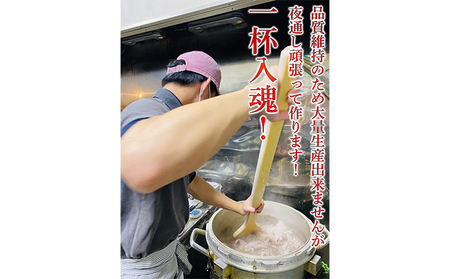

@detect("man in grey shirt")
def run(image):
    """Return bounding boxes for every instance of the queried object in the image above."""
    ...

[121,51,290,278]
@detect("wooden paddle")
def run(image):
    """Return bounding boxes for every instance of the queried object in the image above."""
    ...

[233,46,297,238]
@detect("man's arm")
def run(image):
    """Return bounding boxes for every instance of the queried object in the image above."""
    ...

[121,65,291,194]
[187,175,263,216]
[121,86,253,193]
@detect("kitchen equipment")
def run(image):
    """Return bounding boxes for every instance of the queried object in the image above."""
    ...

[233,46,297,238]
[178,182,223,245]
[190,201,329,278]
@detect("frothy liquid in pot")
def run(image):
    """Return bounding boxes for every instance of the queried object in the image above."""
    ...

[224,215,304,256]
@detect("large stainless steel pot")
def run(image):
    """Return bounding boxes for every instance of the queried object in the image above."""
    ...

[190,201,329,278]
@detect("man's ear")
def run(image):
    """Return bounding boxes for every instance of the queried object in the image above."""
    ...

[200,78,212,94]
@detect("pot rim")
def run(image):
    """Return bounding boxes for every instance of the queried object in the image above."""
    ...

[205,201,316,271]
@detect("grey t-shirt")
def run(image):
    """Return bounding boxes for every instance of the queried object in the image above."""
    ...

[121,89,194,259]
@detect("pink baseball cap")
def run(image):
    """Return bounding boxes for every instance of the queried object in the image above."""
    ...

[166,51,222,95]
